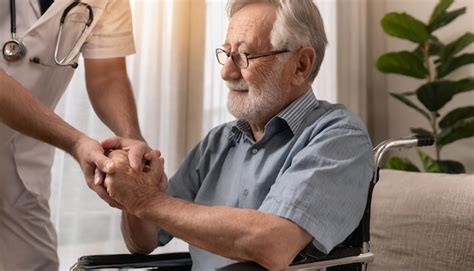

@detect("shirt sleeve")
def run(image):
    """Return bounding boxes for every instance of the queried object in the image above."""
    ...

[259,114,373,254]
[81,0,135,58]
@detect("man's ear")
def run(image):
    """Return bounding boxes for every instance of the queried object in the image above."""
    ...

[292,47,316,86]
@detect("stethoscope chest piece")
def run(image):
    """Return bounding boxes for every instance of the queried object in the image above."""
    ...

[2,39,26,62]
[4,0,27,62]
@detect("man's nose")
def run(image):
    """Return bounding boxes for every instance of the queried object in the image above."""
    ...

[221,57,241,81]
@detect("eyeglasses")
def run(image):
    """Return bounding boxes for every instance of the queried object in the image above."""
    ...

[215,48,290,69]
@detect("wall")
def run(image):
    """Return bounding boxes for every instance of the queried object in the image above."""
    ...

[368,0,474,172]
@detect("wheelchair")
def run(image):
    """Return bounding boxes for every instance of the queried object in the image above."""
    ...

[71,135,434,271]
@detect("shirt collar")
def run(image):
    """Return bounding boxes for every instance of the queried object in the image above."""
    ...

[229,89,319,142]
[277,89,319,135]
[229,120,252,143]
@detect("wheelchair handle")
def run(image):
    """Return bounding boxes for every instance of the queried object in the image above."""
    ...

[372,134,435,183]
[414,134,435,147]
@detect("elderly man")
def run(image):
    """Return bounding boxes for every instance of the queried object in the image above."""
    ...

[104,0,373,270]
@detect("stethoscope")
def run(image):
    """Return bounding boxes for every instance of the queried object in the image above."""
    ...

[2,0,94,69]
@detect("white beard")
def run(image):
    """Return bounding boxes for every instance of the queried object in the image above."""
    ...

[226,63,285,124]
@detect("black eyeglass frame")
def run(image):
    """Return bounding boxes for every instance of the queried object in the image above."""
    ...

[215,48,290,69]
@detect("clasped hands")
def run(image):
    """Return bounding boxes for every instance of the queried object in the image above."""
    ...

[71,135,167,213]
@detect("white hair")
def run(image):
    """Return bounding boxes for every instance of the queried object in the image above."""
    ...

[227,0,328,82]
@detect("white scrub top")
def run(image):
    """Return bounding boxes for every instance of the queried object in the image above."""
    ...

[0,0,135,198]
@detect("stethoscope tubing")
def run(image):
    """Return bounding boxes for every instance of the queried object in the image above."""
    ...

[10,0,16,39]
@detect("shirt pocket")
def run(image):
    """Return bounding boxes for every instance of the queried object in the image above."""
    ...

[23,8,95,68]
[54,4,97,64]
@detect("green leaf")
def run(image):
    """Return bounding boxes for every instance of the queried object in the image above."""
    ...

[429,7,467,32]
[416,79,474,112]
[400,91,417,96]
[439,106,474,128]
[385,156,420,172]
[417,150,466,173]
[417,149,442,173]
[410,127,433,135]
[437,160,466,173]
[439,32,474,62]
[381,12,431,43]
[437,53,474,78]
[438,118,474,145]
[429,0,455,24]
[453,78,474,94]
[377,51,428,79]
[390,93,431,120]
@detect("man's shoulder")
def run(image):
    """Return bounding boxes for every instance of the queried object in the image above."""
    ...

[198,121,238,147]
[304,101,369,134]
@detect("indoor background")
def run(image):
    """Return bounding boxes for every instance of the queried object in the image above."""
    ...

[49,0,474,269]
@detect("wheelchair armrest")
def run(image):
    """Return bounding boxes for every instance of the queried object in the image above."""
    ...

[287,252,374,270]
[71,252,192,270]
[216,247,371,271]
[292,245,362,265]
[216,252,374,271]
[72,248,373,271]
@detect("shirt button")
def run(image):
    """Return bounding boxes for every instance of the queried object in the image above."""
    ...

[243,189,249,196]
[251,148,258,154]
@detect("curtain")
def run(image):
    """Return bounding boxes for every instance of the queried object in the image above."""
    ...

[50,0,365,270]
[335,0,368,123]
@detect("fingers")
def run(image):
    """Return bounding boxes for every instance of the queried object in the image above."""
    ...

[146,150,165,177]
[108,149,129,164]
[102,137,153,172]
[94,168,105,185]
[104,174,113,194]
[128,144,150,171]
[75,138,127,210]
[159,157,165,167]
[83,164,124,209]
[144,150,161,161]
[143,161,151,173]
[92,182,125,209]
[158,158,168,192]
[101,136,123,150]
[92,151,116,175]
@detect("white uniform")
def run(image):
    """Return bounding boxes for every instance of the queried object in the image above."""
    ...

[0,1,135,270]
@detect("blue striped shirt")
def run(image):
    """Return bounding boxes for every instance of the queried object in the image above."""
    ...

[161,90,374,271]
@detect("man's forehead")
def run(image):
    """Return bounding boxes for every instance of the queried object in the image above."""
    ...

[224,4,276,49]
[228,18,262,37]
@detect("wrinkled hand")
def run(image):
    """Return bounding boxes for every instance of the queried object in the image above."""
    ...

[103,149,167,214]
[101,136,152,172]
[71,135,124,208]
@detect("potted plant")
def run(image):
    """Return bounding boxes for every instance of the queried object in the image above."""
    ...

[376,0,474,173]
